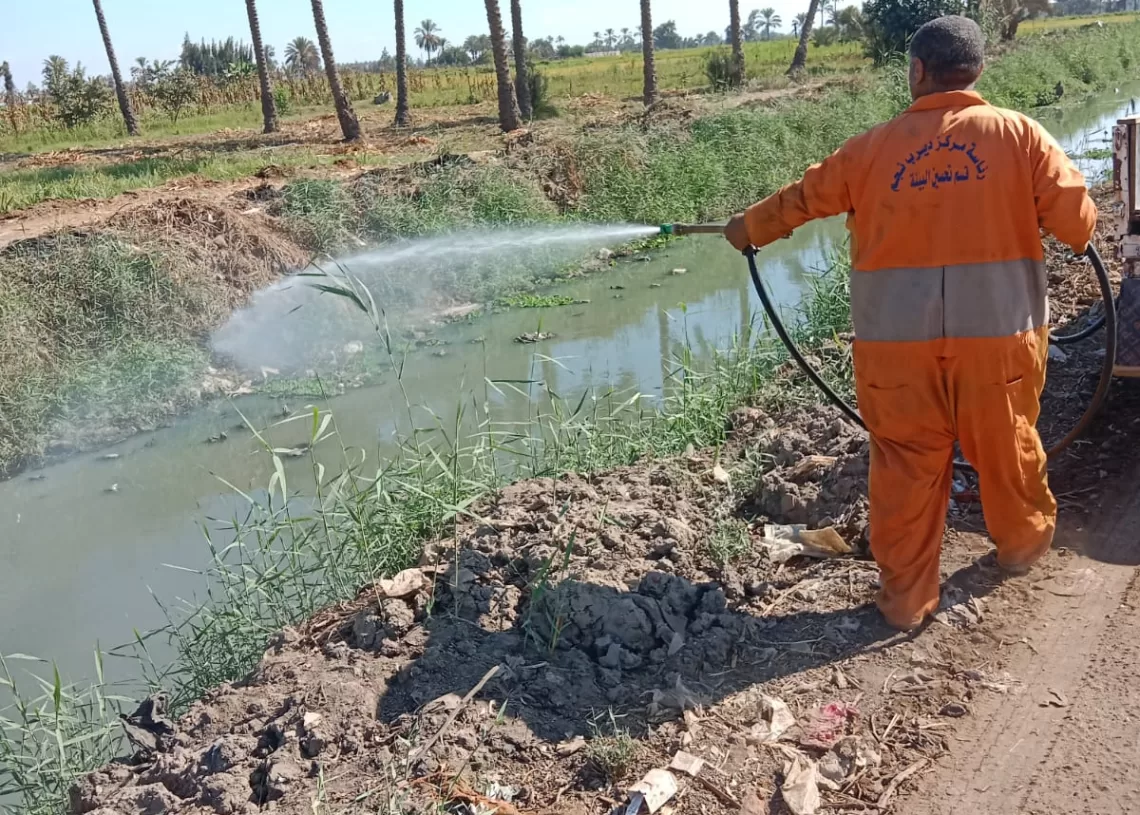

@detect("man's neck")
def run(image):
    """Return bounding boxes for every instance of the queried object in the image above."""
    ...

[913,83,977,100]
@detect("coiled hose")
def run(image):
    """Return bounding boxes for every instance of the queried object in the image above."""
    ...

[745,245,1118,465]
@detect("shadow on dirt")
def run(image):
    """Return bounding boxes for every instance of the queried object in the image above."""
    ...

[371,557,1003,745]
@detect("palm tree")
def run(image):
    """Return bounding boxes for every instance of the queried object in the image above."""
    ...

[605,28,616,48]
[415,20,442,63]
[483,0,520,132]
[788,0,822,75]
[1,62,17,133]
[728,0,744,87]
[91,0,138,135]
[759,8,782,39]
[640,0,658,105]
[244,0,277,134]
[792,12,806,37]
[394,0,410,126]
[309,0,360,141]
[284,37,320,74]
[509,0,532,120]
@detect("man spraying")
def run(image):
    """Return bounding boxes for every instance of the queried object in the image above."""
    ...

[725,15,1096,630]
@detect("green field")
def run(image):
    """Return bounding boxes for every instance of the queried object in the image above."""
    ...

[0,39,866,157]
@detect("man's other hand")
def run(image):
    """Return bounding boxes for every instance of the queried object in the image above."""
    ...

[724,213,751,252]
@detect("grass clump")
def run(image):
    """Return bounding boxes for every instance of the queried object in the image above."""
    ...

[279,179,361,255]
[0,235,219,474]
[708,518,753,566]
[0,653,126,815]
[498,293,577,308]
[586,716,640,782]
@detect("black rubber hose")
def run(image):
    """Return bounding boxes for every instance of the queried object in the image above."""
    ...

[1051,312,1107,345]
[745,245,1117,465]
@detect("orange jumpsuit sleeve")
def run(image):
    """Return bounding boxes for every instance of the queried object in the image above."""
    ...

[742,140,856,248]
[1029,121,1096,253]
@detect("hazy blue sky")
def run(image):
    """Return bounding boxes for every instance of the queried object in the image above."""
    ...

[5,0,830,85]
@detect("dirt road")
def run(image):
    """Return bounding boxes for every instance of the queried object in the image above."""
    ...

[902,459,1140,815]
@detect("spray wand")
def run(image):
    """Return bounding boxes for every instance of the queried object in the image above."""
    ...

[659,223,725,236]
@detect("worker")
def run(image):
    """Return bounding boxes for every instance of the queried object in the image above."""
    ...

[725,15,1096,631]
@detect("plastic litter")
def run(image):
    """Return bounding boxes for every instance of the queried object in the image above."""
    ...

[760,524,851,564]
[781,753,821,815]
[748,695,796,744]
[625,769,678,814]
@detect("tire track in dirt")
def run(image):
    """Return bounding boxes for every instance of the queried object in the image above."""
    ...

[901,466,1140,815]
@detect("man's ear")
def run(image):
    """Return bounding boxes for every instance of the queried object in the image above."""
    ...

[909,56,925,87]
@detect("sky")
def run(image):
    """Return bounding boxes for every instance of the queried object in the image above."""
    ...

[3,0,829,85]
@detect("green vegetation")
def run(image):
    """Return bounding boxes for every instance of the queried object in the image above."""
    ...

[0,235,220,473]
[498,293,578,308]
[708,517,753,565]
[977,21,1140,108]
[586,717,640,781]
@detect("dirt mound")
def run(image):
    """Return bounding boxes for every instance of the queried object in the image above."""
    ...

[70,405,1039,815]
[108,197,309,303]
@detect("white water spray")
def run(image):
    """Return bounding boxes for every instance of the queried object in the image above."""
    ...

[210,223,661,372]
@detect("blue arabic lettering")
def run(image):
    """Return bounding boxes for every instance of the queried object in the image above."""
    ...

[891,136,987,192]
[891,163,907,192]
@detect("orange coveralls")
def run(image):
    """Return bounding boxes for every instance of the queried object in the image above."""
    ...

[743,90,1096,629]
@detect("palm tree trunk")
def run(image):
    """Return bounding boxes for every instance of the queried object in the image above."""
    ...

[729,0,744,87]
[510,0,532,120]
[91,0,138,136]
[245,0,278,134]
[640,0,658,106]
[310,0,361,140]
[788,0,822,75]
[394,0,410,126]
[484,0,521,132]
[1,62,16,133]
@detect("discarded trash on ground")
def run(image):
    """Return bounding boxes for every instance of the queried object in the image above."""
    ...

[800,701,859,749]
[378,567,426,599]
[667,751,704,778]
[749,695,796,744]
[781,752,821,815]
[625,768,678,814]
[760,524,852,564]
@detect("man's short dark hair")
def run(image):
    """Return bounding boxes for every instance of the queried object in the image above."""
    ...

[909,15,985,86]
